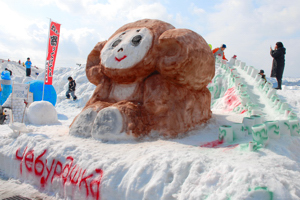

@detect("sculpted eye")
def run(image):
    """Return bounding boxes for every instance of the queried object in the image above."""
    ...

[131,35,142,46]
[112,39,121,48]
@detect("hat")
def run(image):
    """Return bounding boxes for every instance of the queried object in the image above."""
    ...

[259,70,264,74]
[68,76,73,80]
[222,44,226,48]
[233,55,237,58]
[276,42,283,48]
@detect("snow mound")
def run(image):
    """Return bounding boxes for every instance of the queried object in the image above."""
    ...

[26,101,58,125]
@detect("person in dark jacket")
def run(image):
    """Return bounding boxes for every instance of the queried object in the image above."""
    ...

[66,77,77,100]
[259,69,267,83]
[270,42,286,90]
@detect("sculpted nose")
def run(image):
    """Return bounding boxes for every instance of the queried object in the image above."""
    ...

[117,48,123,52]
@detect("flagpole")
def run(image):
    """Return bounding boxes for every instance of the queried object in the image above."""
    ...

[42,18,51,101]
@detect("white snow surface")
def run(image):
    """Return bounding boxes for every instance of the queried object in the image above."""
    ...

[26,101,58,125]
[0,59,300,200]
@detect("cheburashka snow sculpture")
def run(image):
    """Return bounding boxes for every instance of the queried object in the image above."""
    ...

[70,19,215,139]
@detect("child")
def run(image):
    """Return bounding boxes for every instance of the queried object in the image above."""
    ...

[259,70,267,82]
[25,57,32,76]
[66,77,77,101]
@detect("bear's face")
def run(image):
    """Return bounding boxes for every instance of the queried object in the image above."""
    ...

[100,27,153,70]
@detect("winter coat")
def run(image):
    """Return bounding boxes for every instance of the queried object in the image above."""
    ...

[25,61,32,69]
[212,48,227,60]
[68,80,76,91]
[270,47,286,79]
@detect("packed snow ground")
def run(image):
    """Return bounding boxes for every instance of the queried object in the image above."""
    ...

[0,59,300,200]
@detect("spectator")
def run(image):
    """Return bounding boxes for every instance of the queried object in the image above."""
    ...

[25,57,32,76]
[4,68,12,76]
[270,42,286,90]
[66,77,77,101]
[212,44,228,61]
[18,60,21,65]
[259,69,267,83]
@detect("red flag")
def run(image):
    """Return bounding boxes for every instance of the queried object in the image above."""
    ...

[44,21,61,85]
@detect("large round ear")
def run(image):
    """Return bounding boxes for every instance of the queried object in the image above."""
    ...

[157,29,215,90]
[86,41,107,85]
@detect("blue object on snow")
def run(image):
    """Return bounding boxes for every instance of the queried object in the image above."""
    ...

[0,71,12,105]
[26,80,57,106]
[1,71,11,80]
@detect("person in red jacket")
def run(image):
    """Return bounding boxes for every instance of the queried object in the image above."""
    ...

[212,44,228,61]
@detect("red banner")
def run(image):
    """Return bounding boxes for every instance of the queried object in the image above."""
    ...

[44,21,61,85]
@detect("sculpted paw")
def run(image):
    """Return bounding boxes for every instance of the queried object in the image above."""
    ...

[91,107,124,140]
[69,108,97,137]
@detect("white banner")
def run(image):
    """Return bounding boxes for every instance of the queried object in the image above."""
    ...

[13,83,29,99]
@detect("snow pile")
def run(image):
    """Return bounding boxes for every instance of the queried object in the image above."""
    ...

[26,101,58,125]
[1,59,300,199]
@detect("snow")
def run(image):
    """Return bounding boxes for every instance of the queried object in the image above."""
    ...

[1,58,300,200]
[26,101,58,125]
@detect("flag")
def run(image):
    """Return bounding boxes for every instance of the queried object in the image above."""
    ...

[44,20,61,85]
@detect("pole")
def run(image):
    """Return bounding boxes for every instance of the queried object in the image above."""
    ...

[42,18,51,101]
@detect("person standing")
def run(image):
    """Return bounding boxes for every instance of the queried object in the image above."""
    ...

[66,77,77,101]
[25,57,32,77]
[212,44,228,61]
[270,42,286,90]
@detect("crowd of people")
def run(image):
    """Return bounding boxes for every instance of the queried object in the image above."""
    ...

[212,42,286,90]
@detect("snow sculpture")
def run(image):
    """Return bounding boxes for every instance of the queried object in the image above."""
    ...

[0,71,12,105]
[243,117,255,134]
[252,124,269,146]
[26,80,57,106]
[231,123,245,140]
[27,101,58,125]
[278,120,290,135]
[70,19,215,139]
[289,119,300,136]
[264,121,280,139]
[218,125,233,142]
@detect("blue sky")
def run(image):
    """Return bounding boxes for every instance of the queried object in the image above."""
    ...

[0,0,299,77]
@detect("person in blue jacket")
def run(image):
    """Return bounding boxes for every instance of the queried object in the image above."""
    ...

[25,57,32,77]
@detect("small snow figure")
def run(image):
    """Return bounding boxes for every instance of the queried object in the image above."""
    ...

[228,55,237,67]
[66,76,77,101]
[3,108,28,134]
[0,71,12,105]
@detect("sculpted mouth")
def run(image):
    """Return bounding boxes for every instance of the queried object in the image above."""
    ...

[115,55,127,62]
